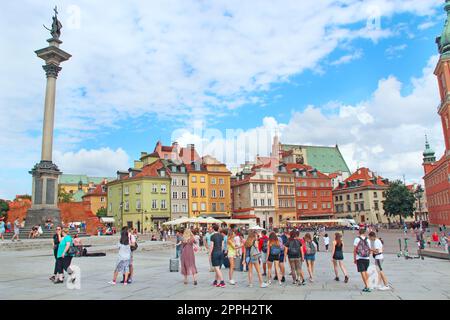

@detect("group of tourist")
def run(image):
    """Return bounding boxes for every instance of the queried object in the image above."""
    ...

[108,226,138,285]
[171,224,390,293]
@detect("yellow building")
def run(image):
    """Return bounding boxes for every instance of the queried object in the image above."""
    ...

[187,162,209,217]
[203,155,232,218]
[82,181,108,215]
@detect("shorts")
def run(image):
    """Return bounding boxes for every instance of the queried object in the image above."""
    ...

[14,229,20,235]
[279,253,285,263]
[333,252,344,261]
[356,259,370,272]
[261,252,267,263]
[375,259,383,271]
[305,254,315,261]
[267,254,280,262]
[211,251,224,267]
[0,229,5,235]
[115,260,130,274]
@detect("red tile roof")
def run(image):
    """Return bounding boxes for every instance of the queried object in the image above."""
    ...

[335,167,388,190]
[284,163,330,179]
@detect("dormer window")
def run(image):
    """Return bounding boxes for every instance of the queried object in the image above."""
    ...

[180,166,186,173]
[172,166,177,173]
[160,170,166,177]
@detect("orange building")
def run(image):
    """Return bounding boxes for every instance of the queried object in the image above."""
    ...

[285,164,334,220]
[82,180,108,216]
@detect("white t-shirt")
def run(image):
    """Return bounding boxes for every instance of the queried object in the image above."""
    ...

[324,237,330,245]
[354,236,370,260]
[369,239,384,260]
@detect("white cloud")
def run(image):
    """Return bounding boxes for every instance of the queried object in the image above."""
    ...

[418,21,437,31]
[385,44,407,58]
[330,49,363,66]
[175,55,444,187]
[54,148,130,177]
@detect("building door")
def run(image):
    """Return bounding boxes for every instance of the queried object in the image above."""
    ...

[127,221,133,229]
[137,220,141,233]
[361,215,365,223]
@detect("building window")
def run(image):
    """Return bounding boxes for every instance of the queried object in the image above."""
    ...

[335,196,339,202]
[200,202,206,211]
[211,190,217,198]
[192,203,198,211]
[211,178,216,185]
[160,170,166,177]
[136,184,141,194]
[260,199,265,206]
[136,199,141,210]
[172,179,177,186]
[212,203,217,212]
[253,184,258,192]
[152,184,157,193]
[173,191,178,199]
[268,199,272,206]
[374,201,379,210]
[124,186,129,195]
[101,197,105,203]
[312,203,317,209]
[191,176,197,183]
[346,195,350,201]
[219,178,224,185]
[182,204,187,212]
[303,203,308,209]
[200,176,206,183]
[260,184,265,192]
[124,200,129,211]
[181,192,187,199]
[161,184,167,193]
[152,200,157,209]
[219,189,225,198]
[359,193,363,199]
[192,188,197,197]
[173,204,178,212]
[347,204,351,212]
[267,184,272,193]
[220,203,225,211]
[322,203,326,209]
[312,191,317,197]
[253,199,258,207]
[200,188,206,197]
[109,203,112,212]
[161,200,166,209]
[181,179,186,186]
[374,192,378,198]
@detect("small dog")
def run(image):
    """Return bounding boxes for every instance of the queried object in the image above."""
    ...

[66,265,81,290]
[367,265,378,290]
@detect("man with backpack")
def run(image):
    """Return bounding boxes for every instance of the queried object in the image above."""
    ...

[285,230,305,285]
[353,228,371,292]
[258,230,269,276]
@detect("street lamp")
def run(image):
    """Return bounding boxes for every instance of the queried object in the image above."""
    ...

[414,185,424,221]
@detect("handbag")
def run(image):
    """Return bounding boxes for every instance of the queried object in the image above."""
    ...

[131,242,138,251]
[68,244,77,256]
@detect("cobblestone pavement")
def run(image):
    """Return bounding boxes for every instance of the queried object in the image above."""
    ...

[0,230,449,300]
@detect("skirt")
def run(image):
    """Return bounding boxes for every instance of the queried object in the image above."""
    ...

[115,260,130,274]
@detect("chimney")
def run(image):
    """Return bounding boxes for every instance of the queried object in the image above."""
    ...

[188,144,195,162]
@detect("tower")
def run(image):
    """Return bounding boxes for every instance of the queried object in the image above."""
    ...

[26,7,71,227]
[434,0,450,152]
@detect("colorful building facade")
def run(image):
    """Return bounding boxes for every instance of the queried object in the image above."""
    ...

[274,163,296,224]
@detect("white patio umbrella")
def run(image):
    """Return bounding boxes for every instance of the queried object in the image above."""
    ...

[163,217,191,226]
[248,225,265,231]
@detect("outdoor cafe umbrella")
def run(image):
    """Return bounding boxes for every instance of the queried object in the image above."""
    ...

[248,225,265,231]
[163,217,191,226]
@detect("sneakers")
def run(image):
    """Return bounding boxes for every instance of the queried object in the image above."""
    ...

[194,281,198,286]
[344,275,349,283]
[301,279,306,286]
[54,279,64,284]
[274,276,278,281]
[49,275,56,281]
[260,282,268,288]
[362,287,372,292]
[212,280,218,286]
[108,281,116,285]
[281,276,286,283]
[334,277,340,281]
[216,281,226,288]
[248,283,254,288]
[229,279,236,285]
[378,285,391,291]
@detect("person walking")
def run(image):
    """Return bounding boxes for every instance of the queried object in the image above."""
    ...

[180,229,198,285]
[54,228,75,284]
[209,224,225,288]
[258,230,269,277]
[227,229,237,285]
[109,228,131,286]
[368,232,390,290]
[266,232,283,286]
[304,233,317,282]
[285,230,305,285]
[126,228,137,284]
[276,229,287,283]
[0,219,5,241]
[205,226,214,272]
[175,229,183,258]
[11,218,21,242]
[331,232,349,283]
[49,226,62,281]
[353,228,371,292]
[323,233,330,252]
[313,231,320,252]
[242,231,267,288]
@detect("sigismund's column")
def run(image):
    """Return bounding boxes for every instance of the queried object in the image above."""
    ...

[26,7,72,227]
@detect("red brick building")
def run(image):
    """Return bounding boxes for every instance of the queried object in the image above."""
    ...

[423,4,450,227]
[285,164,333,220]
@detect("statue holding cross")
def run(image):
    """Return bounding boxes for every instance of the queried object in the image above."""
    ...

[43,6,63,40]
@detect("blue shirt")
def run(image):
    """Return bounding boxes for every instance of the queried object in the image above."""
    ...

[223,235,228,251]
[57,235,73,258]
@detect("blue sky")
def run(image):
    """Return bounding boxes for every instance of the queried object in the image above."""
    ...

[0,0,447,199]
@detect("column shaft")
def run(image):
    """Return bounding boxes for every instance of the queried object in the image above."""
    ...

[41,76,57,161]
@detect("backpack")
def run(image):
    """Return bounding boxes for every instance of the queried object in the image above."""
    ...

[288,239,301,257]
[270,244,281,256]
[261,237,268,253]
[356,236,370,258]
[306,241,316,255]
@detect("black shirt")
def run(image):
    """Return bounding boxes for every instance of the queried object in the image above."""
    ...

[53,234,60,247]
[210,233,223,254]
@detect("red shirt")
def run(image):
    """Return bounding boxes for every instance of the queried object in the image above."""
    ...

[300,238,307,255]
[258,235,269,251]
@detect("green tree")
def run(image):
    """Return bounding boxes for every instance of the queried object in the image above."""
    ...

[383,180,416,224]
[0,199,9,220]
[58,187,73,203]
[96,207,107,217]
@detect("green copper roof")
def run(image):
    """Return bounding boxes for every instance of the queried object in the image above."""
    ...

[281,144,351,174]
[72,190,85,202]
[437,0,450,55]
[423,135,436,161]
[59,174,114,185]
